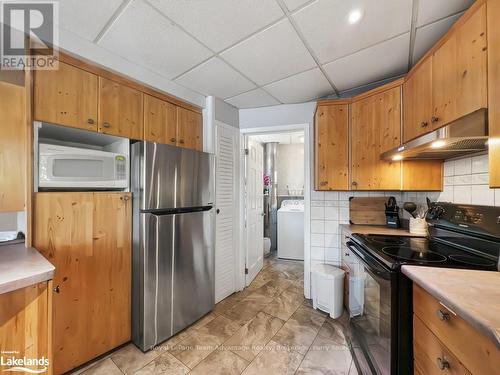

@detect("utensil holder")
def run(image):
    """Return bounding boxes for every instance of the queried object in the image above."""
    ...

[409,218,428,236]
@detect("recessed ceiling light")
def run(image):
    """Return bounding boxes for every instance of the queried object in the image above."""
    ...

[431,140,446,149]
[347,9,363,25]
[392,155,404,161]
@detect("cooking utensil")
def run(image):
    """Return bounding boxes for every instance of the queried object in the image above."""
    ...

[403,202,417,218]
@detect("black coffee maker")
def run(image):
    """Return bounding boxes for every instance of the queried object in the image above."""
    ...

[385,196,400,228]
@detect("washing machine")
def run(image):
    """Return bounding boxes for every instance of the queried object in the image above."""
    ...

[277,200,304,260]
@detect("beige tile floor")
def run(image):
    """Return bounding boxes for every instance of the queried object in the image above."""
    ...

[73,256,359,375]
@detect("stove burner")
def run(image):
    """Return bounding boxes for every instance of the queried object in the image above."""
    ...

[382,246,447,263]
[449,254,496,267]
[370,237,407,246]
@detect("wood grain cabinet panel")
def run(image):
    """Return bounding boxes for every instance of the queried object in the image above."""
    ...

[403,57,433,143]
[315,103,349,191]
[0,282,52,375]
[177,107,203,151]
[34,61,98,131]
[98,78,143,139]
[0,80,26,212]
[34,192,131,374]
[351,86,401,191]
[488,0,500,188]
[402,161,443,191]
[413,284,500,375]
[144,94,177,145]
[432,4,487,129]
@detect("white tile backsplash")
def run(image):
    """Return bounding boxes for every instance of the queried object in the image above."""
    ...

[454,158,472,175]
[471,154,489,174]
[311,220,325,234]
[444,161,454,176]
[325,206,339,220]
[471,185,495,206]
[311,206,325,220]
[453,185,472,204]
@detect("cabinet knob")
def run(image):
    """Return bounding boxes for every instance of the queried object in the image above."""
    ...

[437,309,450,321]
[53,285,60,294]
[120,195,131,201]
[420,121,429,128]
[170,138,176,143]
[320,181,328,187]
[87,118,95,125]
[431,116,440,124]
[102,122,111,128]
[179,139,185,144]
[216,209,220,214]
[436,357,450,371]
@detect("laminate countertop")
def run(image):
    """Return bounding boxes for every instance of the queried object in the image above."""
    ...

[339,224,425,237]
[0,242,55,295]
[402,265,500,348]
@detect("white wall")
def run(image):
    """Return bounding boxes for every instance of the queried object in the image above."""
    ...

[239,102,316,129]
[277,144,304,196]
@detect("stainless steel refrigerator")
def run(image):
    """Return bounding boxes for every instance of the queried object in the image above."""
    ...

[131,141,215,351]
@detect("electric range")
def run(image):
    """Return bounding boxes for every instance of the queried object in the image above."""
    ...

[345,202,500,375]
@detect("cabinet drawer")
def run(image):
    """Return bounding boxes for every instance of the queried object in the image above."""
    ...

[414,315,471,375]
[413,284,499,375]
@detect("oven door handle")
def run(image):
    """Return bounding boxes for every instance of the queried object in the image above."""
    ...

[346,241,391,280]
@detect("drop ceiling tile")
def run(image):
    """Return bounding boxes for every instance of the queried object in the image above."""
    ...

[283,0,312,12]
[417,0,474,27]
[293,0,412,64]
[59,0,124,41]
[323,33,410,92]
[264,68,332,103]
[175,57,256,99]
[226,89,280,109]
[147,0,284,52]
[99,0,212,79]
[220,19,316,86]
[413,13,462,63]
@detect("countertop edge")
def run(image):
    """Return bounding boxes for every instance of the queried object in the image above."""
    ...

[0,269,55,295]
[402,266,500,349]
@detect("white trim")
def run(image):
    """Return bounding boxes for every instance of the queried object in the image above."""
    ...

[239,123,311,298]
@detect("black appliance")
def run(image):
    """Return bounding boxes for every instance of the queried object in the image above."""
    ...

[385,196,400,228]
[346,202,500,375]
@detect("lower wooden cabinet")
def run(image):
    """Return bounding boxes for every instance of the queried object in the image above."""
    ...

[34,192,131,375]
[413,284,500,375]
[0,282,52,375]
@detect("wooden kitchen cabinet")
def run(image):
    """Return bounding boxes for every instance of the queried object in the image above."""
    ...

[0,282,52,375]
[432,3,487,129]
[315,101,350,190]
[403,57,433,143]
[34,192,131,374]
[144,94,178,145]
[351,84,402,191]
[34,61,98,131]
[177,106,203,151]
[98,77,143,139]
[0,80,26,212]
[488,0,500,188]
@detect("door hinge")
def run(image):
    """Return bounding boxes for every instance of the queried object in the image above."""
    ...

[245,268,249,275]
[244,148,249,155]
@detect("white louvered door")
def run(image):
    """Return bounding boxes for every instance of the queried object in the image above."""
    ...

[215,123,239,303]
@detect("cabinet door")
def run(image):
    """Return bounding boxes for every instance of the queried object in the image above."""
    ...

[34,192,131,374]
[34,61,98,131]
[489,0,500,187]
[0,81,25,212]
[351,87,401,191]
[432,4,487,128]
[143,94,177,145]
[315,104,349,190]
[177,107,203,151]
[403,57,433,143]
[98,78,143,139]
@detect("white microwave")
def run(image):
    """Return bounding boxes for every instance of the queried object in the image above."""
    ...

[38,143,128,189]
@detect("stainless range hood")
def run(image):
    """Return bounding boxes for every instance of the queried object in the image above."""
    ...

[381,109,489,160]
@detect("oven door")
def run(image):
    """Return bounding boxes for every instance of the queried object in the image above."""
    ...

[347,241,395,375]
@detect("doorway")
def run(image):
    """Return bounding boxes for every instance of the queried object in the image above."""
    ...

[242,127,309,289]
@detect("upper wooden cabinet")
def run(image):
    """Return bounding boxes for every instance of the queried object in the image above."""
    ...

[315,102,349,190]
[489,0,500,188]
[177,107,203,151]
[403,57,433,143]
[144,94,177,146]
[0,80,26,212]
[432,3,487,128]
[98,78,143,139]
[34,61,98,131]
[34,192,131,375]
[351,85,402,191]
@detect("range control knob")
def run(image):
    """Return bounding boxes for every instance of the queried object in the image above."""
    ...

[428,205,445,220]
